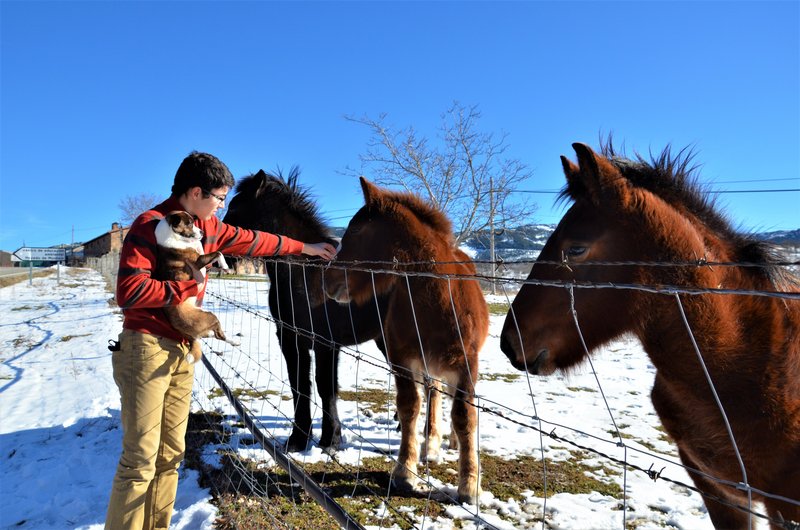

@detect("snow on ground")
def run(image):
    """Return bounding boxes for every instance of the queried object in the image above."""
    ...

[0,267,764,529]
[0,268,216,529]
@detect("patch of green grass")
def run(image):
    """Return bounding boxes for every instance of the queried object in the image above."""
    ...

[11,337,39,350]
[11,305,47,312]
[604,424,676,455]
[183,413,625,530]
[653,425,676,446]
[207,387,287,401]
[486,302,510,315]
[481,372,521,383]
[479,451,622,501]
[60,334,91,342]
[339,387,395,414]
[567,386,597,393]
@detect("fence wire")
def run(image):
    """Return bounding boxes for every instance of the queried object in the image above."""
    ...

[187,255,800,530]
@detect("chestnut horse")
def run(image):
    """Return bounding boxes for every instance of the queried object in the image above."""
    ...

[325,177,488,504]
[223,169,387,452]
[500,143,800,529]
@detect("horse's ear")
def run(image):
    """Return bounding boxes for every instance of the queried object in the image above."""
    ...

[254,170,268,198]
[560,155,581,196]
[359,176,380,206]
[572,143,624,205]
[561,155,579,176]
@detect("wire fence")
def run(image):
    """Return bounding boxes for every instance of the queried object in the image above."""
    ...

[185,255,799,529]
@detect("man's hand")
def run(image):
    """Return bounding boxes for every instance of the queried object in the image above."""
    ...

[302,242,338,260]
[189,262,207,290]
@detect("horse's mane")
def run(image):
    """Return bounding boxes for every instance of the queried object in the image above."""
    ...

[236,167,331,238]
[559,140,790,282]
[373,188,455,245]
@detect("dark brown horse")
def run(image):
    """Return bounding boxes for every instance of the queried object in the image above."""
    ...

[500,143,800,529]
[324,177,488,504]
[222,169,387,452]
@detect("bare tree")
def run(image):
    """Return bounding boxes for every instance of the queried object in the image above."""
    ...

[345,102,536,254]
[118,193,162,226]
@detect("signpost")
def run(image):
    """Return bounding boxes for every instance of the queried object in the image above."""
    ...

[12,247,66,262]
[12,247,66,285]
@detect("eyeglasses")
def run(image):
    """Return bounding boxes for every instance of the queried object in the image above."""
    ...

[202,189,227,204]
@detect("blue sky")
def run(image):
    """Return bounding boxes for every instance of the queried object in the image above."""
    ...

[1,0,798,251]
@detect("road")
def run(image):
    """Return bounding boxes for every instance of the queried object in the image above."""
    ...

[0,266,53,278]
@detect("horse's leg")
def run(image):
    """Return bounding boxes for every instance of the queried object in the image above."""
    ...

[279,330,313,452]
[652,377,748,528]
[392,372,422,492]
[765,460,800,529]
[421,378,442,463]
[314,344,342,450]
[676,446,750,529]
[373,337,398,427]
[451,368,481,505]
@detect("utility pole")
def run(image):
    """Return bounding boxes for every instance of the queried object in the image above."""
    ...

[489,175,496,295]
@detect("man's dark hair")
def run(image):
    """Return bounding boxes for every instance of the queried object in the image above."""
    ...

[171,151,235,197]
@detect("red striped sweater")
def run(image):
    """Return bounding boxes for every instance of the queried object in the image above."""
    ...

[116,196,304,342]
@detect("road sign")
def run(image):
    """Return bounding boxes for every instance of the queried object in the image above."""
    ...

[13,247,66,261]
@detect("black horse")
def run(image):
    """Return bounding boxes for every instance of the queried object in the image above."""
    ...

[222,168,387,452]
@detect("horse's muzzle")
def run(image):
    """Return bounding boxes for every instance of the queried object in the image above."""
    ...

[500,333,526,371]
[500,333,549,375]
[527,349,549,375]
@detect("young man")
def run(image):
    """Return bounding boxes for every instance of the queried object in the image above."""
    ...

[105,152,336,529]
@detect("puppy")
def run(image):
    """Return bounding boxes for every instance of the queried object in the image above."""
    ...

[154,210,238,363]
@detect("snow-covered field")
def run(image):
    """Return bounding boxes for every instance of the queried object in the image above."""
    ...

[0,268,216,529]
[3,266,769,529]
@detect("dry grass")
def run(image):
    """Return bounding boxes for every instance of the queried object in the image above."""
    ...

[0,269,54,288]
[184,411,623,529]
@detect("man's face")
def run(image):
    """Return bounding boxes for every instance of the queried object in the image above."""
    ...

[183,186,229,221]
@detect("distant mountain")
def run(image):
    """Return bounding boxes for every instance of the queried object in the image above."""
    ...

[464,225,800,259]
[459,224,554,261]
[330,224,799,262]
[758,229,800,245]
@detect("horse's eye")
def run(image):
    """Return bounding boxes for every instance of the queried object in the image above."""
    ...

[566,246,588,257]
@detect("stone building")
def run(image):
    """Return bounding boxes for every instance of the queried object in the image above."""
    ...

[83,223,129,257]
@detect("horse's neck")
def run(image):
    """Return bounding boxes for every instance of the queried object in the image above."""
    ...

[636,270,777,382]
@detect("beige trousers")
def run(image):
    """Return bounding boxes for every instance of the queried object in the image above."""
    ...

[105,329,194,530]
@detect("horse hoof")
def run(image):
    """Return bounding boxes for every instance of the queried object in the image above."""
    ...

[285,433,310,453]
[457,483,482,506]
[391,475,419,494]
[457,491,480,506]
[318,434,344,453]
[320,445,338,456]
[319,428,343,450]
[421,448,442,464]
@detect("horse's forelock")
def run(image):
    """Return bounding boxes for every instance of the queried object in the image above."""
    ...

[235,168,329,237]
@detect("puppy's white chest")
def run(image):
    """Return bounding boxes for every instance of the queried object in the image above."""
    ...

[155,218,204,254]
